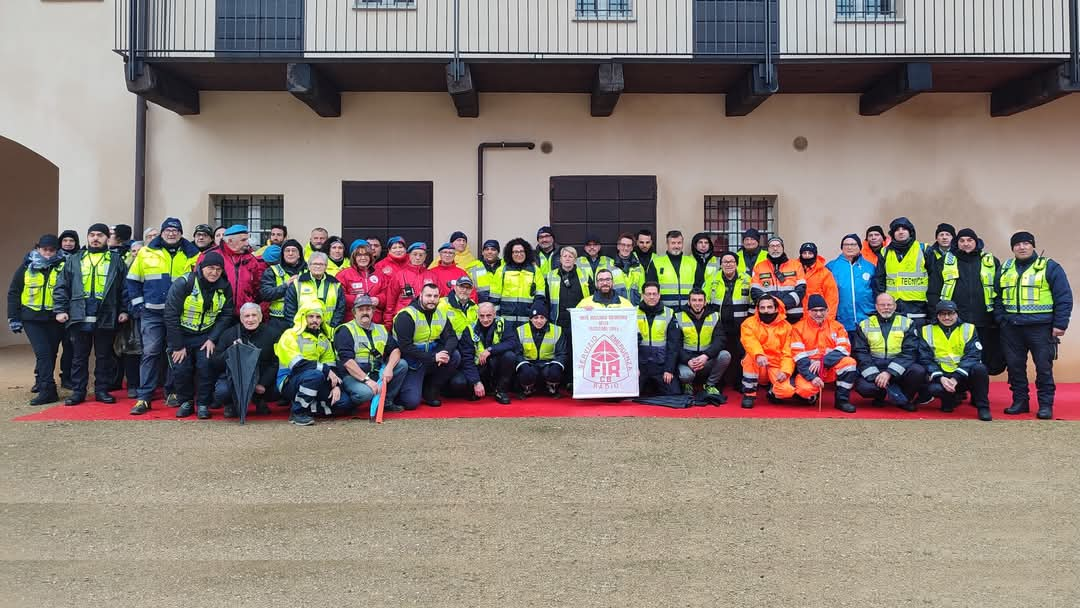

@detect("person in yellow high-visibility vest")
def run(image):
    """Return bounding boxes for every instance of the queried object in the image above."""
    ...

[7,234,66,406]
[918,300,992,421]
[873,217,933,324]
[511,301,568,399]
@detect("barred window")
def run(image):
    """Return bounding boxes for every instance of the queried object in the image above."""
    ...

[703,195,777,254]
[837,0,896,18]
[211,194,284,247]
[577,0,632,19]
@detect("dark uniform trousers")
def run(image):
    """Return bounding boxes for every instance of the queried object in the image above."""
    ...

[1001,323,1056,409]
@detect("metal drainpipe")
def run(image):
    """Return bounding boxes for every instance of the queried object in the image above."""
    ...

[1070,0,1079,84]
[477,142,536,247]
[134,96,147,235]
[452,0,462,79]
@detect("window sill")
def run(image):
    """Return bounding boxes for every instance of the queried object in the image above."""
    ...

[574,14,637,23]
[352,1,417,10]
[835,16,905,24]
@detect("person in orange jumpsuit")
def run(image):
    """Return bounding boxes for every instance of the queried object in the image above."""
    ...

[789,294,859,413]
[750,237,807,323]
[740,295,796,408]
[798,242,838,321]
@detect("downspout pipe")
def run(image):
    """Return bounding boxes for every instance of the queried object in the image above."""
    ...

[477,142,535,247]
[134,96,147,235]
[1070,0,1079,84]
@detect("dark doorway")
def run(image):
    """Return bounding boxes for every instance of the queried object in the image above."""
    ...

[549,176,657,256]
[216,0,304,55]
[341,181,433,248]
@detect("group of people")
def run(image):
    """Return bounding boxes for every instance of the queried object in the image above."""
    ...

[7,217,1071,425]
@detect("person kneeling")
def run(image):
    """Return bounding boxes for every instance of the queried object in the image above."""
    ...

[275,303,348,426]
[677,288,730,401]
[392,283,460,409]
[163,252,234,419]
[739,295,796,408]
[790,294,858,413]
[449,302,517,405]
[205,302,280,418]
[335,296,408,413]
[918,300,992,421]
[512,302,568,398]
[637,282,682,397]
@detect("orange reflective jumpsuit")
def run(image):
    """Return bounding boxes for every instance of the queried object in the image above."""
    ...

[740,308,796,399]
[789,316,857,401]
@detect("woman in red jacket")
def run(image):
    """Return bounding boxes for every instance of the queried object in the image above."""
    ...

[383,242,435,328]
[374,236,408,280]
[336,240,387,324]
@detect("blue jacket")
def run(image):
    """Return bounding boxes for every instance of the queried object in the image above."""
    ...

[826,254,877,332]
[125,237,201,316]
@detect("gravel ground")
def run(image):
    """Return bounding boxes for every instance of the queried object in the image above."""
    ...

[0,346,1078,607]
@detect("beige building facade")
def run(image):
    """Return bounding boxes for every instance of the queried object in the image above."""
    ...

[1,0,1078,381]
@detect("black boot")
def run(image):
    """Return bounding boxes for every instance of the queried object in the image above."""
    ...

[1004,402,1030,415]
[197,405,211,419]
[254,398,271,416]
[1036,405,1053,420]
[834,400,856,413]
[176,402,195,418]
[422,386,442,407]
[223,404,238,418]
[741,394,755,409]
[95,391,117,404]
[494,390,511,405]
[64,393,86,406]
[546,382,562,399]
[30,390,59,406]
[977,407,993,422]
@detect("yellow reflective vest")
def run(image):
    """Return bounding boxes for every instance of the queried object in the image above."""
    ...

[998,257,1054,315]
[20,263,64,312]
[859,314,912,359]
[517,323,561,362]
[920,323,975,374]
[678,310,720,354]
[940,252,997,312]
[179,280,227,332]
[884,244,929,303]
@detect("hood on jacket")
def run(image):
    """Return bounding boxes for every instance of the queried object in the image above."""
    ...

[803,254,828,272]
[888,217,917,241]
[752,295,788,324]
[58,230,81,253]
[291,300,333,338]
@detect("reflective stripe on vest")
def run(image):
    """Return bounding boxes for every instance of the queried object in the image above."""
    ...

[294,276,339,323]
[545,267,592,318]
[653,255,696,310]
[180,280,226,332]
[710,274,751,318]
[396,306,448,350]
[921,323,975,373]
[610,264,644,304]
[859,315,911,359]
[678,311,719,353]
[439,297,478,337]
[344,321,387,370]
[940,252,997,313]
[517,323,561,361]
[471,317,505,365]
[20,264,63,312]
[999,257,1054,314]
[884,245,928,302]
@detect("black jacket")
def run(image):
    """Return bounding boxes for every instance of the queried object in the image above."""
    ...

[917,322,984,380]
[927,247,1000,327]
[391,299,459,365]
[852,313,920,380]
[873,234,932,319]
[259,260,306,312]
[163,273,235,350]
[994,256,1073,331]
[52,249,127,329]
[678,308,726,363]
[282,271,346,328]
[637,301,681,373]
[510,322,568,367]
[210,321,279,389]
[7,255,65,322]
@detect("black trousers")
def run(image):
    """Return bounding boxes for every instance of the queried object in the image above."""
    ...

[24,320,65,393]
[448,351,516,396]
[69,326,117,395]
[853,363,928,402]
[722,323,746,390]
[515,361,563,390]
[59,327,73,385]
[975,325,1006,376]
[1001,322,1056,408]
[928,364,990,409]
[639,361,679,396]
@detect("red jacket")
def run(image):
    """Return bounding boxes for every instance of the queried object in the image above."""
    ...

[200,245,267,317]
[383,263,435,328]
[374,252,408,281]
[429,262,477,302]
[336,265,388,323]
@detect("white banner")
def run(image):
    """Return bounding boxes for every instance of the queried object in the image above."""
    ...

[570,308,639,399]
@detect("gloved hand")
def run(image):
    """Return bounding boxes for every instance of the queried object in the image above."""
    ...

[8,319,23,333]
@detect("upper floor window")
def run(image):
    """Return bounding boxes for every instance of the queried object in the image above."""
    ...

[703,195,776,254]
[212,194,284,247]
[577,0,633,20]
[837,0,896,19]
[355,0,415,8]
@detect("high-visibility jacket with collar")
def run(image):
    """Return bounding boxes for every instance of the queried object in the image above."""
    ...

[52,249,126,329]
[750,257,807,322]
[610,256,646,305]
[125,237,200,315]
[881,242,930,303]
[918,322,981,379]
[937,251,997,313]
[535,245,559,278]
[802,256,839,321]
[283,271,346,329]
[9,258,65,320]
[740,309,794,374]
[790,316,854,381]
[336,319,389,372]
[578,292,633,309]
[736,248,767,277]
[514,322,566,367]
[576,255,616,283]
[637,304,681,370]
[274,301,337,389]
[852,314,918,380]
[648,253,698,312]
[491,262,538,327]
[326,257,350,277]
[163,272,234,351]
[678,309,724,357]
[995,256,1069,329]
[392,300,458,366]
[474,259,503,303]
[470,317,512,365]
[260,263,305,321]
[437,295,479,337]
[707,271,752,327]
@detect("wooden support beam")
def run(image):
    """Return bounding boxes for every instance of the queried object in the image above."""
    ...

[725,64,778,117]
[591,63,624,117]
[859,63,933,116]
[287,63,341,118]
[991,64,1080,117]
[446,63,479,118]
[125,64,199,116]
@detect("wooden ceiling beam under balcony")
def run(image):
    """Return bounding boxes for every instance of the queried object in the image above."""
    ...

[591,64,624,117]
[990,64,1079,117]
[286,64,341,118]
[725,64,779,117]
[859,63,933,116]
[126,65,200,116]
[447,63,479,118]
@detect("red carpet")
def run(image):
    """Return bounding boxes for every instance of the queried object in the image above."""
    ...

[11,383,1080,422]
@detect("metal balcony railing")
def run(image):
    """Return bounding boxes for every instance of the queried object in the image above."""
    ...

[116,0,1077,62]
